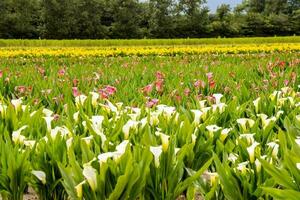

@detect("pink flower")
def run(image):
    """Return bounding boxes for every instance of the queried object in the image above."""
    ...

[72,87,80,97]
[99,89,109,99]
[73,79,79,87]
[105,85,117,95]
[184,88,190,96]
[209,80,216,89]
[15,86,26,94]
[146,98,159,108]
[284,79,289,86]
[206,72,214,81]
[58,69,65,77]
[155,71,165,80]
[155,80,164,93]
[142,84,153,95]
[0,70,3,78]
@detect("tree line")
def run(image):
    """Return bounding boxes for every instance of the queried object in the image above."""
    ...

[0,0,299,39]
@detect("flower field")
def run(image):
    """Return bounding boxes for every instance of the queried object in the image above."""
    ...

[0,40,300,200]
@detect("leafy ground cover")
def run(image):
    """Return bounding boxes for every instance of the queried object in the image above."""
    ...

[0,44,299,199]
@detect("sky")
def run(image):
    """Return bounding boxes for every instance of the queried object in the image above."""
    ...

[206,0,242,12]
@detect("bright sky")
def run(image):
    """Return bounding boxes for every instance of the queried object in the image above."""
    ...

[206,0,242,12]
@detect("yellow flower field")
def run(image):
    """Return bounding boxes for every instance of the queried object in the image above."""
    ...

[1,43,300,57]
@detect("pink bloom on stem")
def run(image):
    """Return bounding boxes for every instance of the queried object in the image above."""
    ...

[206,72,214,81]
[146,98,159,108]
[284,79,289,86]
[155,71,165,80]
[58,69,66,77]
[72,87,80,97]
[73,79,79,87]
[16,86,26,94]
[0,70,3,78]
[99,89,109,99]
[105,85,117,95]
[155,80,164,93]
[142,84,153,95]
[209,80,216,89]
[184,88,190,96]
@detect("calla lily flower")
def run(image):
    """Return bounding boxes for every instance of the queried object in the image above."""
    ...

[191,110,203,125]
[247,142,259,163]
[199,100,207,109]
[236,161,249,174]
[156,131,170,152]
[66,137,73,149]
[24,140,36,148]
[75,181,86,198]
[213,93,223,104]
[253,97,260,113]
[296,163,300,170]
[237,118,255,132]
[239,133,256,145]
[206,125,222,138]
[89,92,99,107]
[220,128,232,142]
[42,108,53,117]
[98,152,115,165]
[83,165,97,191]
[73,111,79,122]
[43,116,54,132]
[228,153,238,163]
[255,159,261,172]
[81,136,94,146]
[32,170,46,184]
[267,142,279,157]
[91,116,107,145]
[75,95,87,107]
[122,120,139,139]
[200,107,211,120]
[150,146,163,168]
[12,125,28,144]
[212,103,227,113]
[156,105,176,119]
[11,98,22,112]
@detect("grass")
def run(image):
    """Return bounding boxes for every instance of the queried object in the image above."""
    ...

[0,36,299,47]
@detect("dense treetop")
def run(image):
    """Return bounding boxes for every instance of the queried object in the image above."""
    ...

[0,0,299,39]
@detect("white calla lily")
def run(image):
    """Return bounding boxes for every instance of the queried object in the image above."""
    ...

[213,93,223,104]
[42,108,53,117]
[43,116,54,132]
[83,165,97,191]
[75,95,87,107]
[122,120,139,139]
[239,133,256,145]
[237,118,255,132]
[75,181,86,198]
[191,110,203,125]
[150,146,163,168]
[220,128,232,142]
[253,97,261,113]
[12,125,28,144]
[206,125,222,138]
[267,142,279,157]
[32,170,46,184]
[89,92,99,107]
[11,98,22,111]
[247,142,259,163]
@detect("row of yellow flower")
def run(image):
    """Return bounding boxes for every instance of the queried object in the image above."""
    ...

[1,43,300,57]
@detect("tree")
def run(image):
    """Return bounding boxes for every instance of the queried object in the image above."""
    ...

[0,0,41,38]
[110,0,143,38]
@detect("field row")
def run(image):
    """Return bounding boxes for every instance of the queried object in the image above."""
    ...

[1,37,300,47]
[1,43,300,57]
